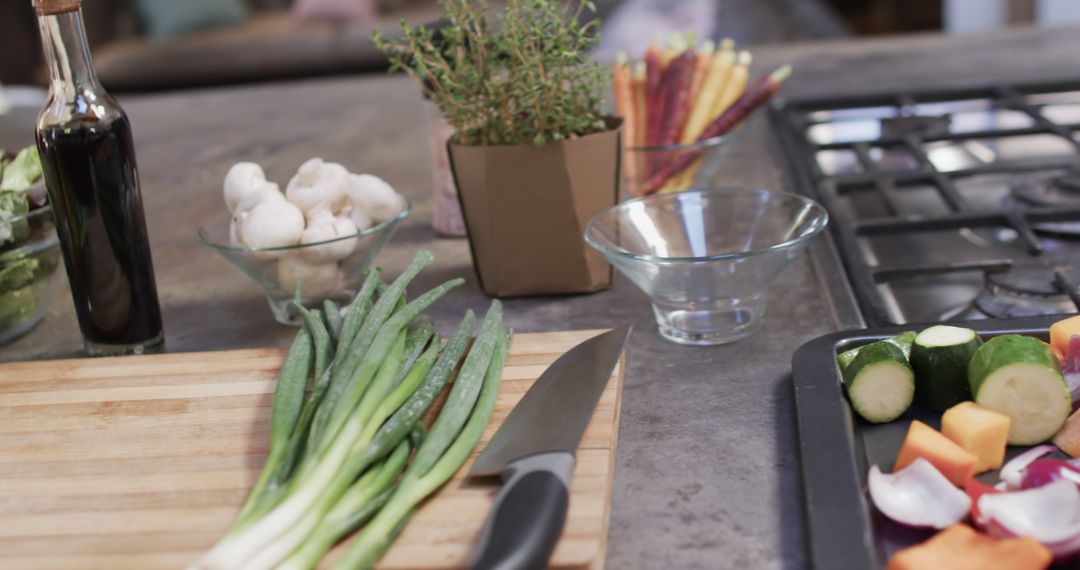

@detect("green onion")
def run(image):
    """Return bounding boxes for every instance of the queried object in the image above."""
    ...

[360,342,440,444]
[277,440,411,570]
[230,324,313,528]
[323,300,344,344]
[297,307,333,386]
[310,252,434,447]
[194,288,472,570]
[194,257,511,570]
[402,301,502,479]
[336,268,381,353]
[334,324,510,569]
[397,317,435,388]
[314,276,464,454]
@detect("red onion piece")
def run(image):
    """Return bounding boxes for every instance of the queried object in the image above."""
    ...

[1020,458,1080,490]
[1000,444,1057,489]
[979,479,1080,558]
[868,460,970,529]
[965,478,1000,529]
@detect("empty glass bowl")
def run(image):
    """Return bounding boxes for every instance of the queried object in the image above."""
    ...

[585,188,828,345]
[198,199,410,325]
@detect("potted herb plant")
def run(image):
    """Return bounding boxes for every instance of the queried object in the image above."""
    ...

[377,0,620,297]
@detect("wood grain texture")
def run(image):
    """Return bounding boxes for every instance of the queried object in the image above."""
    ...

[0,329,623,570]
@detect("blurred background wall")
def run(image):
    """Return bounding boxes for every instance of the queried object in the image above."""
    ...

[3,0,1079,93]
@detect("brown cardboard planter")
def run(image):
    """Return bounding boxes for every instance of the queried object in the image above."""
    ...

[449,122,621,297]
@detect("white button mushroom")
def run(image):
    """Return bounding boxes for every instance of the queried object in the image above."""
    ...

[240,199,306,251]
[234,180,285,215]
[346,173,406,224]
[229,216,242,248]
[300,204,360,263]
[231,180,287,251]
[286,158,349,214]
[343,203,374,232]
[277,254,344,299]
[224,162,268,213]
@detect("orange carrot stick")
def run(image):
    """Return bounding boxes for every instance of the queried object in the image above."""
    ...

[644,44,664,147]
[632,61,647,149]
[613,52,636,152]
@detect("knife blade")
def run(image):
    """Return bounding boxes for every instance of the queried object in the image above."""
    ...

[468,325,632,570]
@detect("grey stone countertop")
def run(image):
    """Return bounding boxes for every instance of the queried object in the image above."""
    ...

[5,23,1080,569]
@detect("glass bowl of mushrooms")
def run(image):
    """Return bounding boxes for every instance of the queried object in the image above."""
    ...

[198,158,410,325]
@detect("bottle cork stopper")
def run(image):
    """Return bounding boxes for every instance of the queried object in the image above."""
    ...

[33,0,81,15]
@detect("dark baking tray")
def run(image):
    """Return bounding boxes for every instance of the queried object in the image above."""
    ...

[791,315,1073,569]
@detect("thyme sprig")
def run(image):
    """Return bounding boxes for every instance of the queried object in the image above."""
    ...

[376,0,608,146]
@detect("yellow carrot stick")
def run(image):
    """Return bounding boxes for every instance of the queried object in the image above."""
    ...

[687,40,716,108]
[632,61,647,149]
[678,39,736,145]
[711,50,752,120]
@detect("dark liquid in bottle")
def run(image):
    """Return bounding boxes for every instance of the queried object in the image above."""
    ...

[36,114,163,348]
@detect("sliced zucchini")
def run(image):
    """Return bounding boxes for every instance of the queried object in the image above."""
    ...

[843,339,915,424]
[910,325,982,412]
[837,330,916,371]
[890,331,917,359]
[968,334,1072,445]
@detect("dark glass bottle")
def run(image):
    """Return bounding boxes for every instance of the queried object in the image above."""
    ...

[33,0,164,355]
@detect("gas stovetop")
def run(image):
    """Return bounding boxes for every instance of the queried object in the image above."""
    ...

[770,80,1080,327]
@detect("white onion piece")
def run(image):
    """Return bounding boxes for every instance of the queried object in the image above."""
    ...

[1000,444,1057,489]
[868,460,971,529]
[979,479,1080,557]
[1064,336,1080,411]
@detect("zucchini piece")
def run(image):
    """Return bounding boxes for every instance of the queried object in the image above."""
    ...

[910,325,982,412]
[843,339,915,423]
[968,334,1072,445]
[890,331,917,359]
[837,346,860,371]
[837,330,916,371]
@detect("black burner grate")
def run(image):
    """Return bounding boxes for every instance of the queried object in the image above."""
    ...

[770,80,1080,326]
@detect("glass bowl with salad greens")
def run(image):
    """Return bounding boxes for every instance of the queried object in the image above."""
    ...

[0,145,63,346]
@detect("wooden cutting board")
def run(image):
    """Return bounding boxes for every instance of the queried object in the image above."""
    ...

[0,329,623,570]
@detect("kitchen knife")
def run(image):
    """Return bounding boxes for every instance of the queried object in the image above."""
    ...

[468,325,632,570]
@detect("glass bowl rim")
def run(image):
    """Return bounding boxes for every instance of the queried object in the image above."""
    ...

[197,196,411,254]
[584,187,829,265]
[624,115,754,152]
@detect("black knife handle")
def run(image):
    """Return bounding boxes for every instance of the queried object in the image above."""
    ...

[470,452,575,570]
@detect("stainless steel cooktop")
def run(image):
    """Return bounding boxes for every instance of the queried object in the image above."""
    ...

[770,81,1080,326]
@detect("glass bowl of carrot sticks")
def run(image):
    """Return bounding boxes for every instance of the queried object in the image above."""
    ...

[613,37,791,197]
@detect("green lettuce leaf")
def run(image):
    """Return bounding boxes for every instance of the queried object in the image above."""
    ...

[0,191,29,244]
[0,146,43,192]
